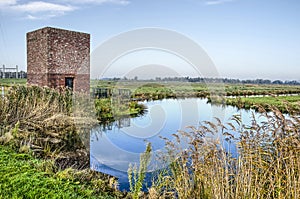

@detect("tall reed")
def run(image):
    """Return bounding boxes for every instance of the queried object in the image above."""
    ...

[0,85,96,158]
[128,143,152,199]
[149,107,300,199]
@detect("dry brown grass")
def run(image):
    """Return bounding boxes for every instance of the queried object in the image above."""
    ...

[0,85,96,159]
[149,107,300,199]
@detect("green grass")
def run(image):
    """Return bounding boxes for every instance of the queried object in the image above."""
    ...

[0,79,27,95]
[92,80,300,100]
[91,80,209,100]
[95,98,146,122]
[0,78,26,86]
[0,145,118,199]
[224,84,300,96]
[226,95,300,113]
[2,79,300,100]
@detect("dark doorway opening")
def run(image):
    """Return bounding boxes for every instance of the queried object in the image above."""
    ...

[65,77,74,90]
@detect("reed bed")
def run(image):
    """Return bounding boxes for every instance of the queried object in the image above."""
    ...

[0,85,96,158]
[148,107,300,199]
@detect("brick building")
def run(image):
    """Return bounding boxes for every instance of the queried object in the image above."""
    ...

[27,27,90,93]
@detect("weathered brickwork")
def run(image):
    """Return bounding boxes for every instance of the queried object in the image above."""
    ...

[27,27,90,93]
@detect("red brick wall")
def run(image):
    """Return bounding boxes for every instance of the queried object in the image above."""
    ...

[27,27,90,93]
[27,28,49,87]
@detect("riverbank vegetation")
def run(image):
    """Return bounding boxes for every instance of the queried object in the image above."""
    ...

[1,79,299,198]
[146,107,300,198]
[226,95,300,113]
[0,85,145,161]
[0,85,94,159]
[0,85,125,198]
[95,98,146,122]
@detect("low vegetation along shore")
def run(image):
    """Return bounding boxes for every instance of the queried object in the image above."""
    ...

[95,98,146,123]
[0,79,300,198]
[226,95,300,113]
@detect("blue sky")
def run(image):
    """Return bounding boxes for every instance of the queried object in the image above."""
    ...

[0,0,300,80]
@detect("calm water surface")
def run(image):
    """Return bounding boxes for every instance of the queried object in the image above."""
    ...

[90,98,258,190]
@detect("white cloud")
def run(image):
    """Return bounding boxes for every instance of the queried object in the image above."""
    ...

[61,0,130,6]
[0,0,129,20]
[25,13,64,20]
[26,14,38,20]
[205,0,235,5]
[0,1,75,19]
[0,0,16,6]
[11,1,75,13]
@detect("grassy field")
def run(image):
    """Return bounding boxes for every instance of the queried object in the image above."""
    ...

[0,78,26,85]
[0,78,27,95]
[92,79,300,100]
[1,78,300,99]
[224,83,300,96]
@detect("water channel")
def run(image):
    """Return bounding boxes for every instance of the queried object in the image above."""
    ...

[90,98,262,190]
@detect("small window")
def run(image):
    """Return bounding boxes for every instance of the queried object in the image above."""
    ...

[65,77,74,90]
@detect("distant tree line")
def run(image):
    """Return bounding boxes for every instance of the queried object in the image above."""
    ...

[188,77,300,85]
[101,77,300,85]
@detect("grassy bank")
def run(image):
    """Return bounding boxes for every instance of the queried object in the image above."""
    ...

[0,85,145,198]
[0,145,122,198]
[95,98,146,122]
[226,95,300,113]
[0,86,126,198]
